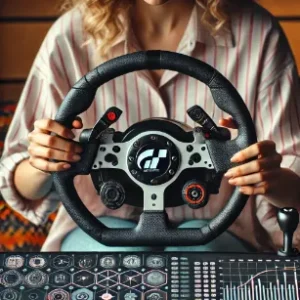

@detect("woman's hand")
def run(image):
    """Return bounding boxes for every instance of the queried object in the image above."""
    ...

[219,117,300,208]
[220,117,283,195]
[27,117,84,173]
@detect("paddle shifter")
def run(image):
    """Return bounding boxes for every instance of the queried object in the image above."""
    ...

[277,207,299,256]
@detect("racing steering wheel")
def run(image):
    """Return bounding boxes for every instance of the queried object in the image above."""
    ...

[52,51,257,247]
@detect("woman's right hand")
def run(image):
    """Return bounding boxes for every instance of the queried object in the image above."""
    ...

[27,117,84,173]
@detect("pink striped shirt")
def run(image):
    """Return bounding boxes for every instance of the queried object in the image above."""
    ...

[1,3,300,251]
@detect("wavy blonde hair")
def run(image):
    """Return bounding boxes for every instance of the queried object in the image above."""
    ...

[62,0,246,59]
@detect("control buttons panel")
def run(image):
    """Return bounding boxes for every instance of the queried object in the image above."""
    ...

[0,252,298,299]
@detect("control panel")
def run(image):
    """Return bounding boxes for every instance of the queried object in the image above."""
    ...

[0,252,299,300]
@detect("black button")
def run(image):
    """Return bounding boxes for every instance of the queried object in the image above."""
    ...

[100,147,106,152]
[112,160,118,166]
[188,160,194,166]
[151,194,157,200]
[113,146,120,153]
[191,153,201,163]
[100,181,125,210]
[186,145,193,152]
[105,154,117,163]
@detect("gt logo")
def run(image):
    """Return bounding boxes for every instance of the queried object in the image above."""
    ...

[137,149,168,170]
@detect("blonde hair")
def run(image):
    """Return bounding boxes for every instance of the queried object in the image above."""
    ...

[62,0,245,59]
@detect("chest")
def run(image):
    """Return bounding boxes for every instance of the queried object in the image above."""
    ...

[84,46,258,130]
[134,29,187,86]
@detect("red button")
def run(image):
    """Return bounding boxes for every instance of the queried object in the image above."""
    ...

[204,132,210,138]
[107,112,116,121]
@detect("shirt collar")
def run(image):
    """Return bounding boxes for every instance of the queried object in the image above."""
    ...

[188,4,235,48]
[110,3,235,52]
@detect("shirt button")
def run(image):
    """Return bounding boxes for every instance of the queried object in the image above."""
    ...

[187,41,196,51]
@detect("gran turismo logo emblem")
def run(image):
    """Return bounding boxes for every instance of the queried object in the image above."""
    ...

[137,149,168,171]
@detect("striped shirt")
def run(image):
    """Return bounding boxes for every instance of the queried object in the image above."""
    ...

[1,2,300,252]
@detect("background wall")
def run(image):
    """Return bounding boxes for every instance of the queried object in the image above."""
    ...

[0,0,300,103]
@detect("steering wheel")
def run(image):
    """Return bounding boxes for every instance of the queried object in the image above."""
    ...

[52,51,257,247]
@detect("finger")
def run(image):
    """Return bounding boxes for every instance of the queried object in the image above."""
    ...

[219,117,238,129]
[72,116,83,129]
[29,157,71,172]
[231,140,277,162]
[28,133,83,153]
[33,127,50,135]
[228,170,279,186]
[238,182,270,196]
[224,154,282,177]
[28,143,82,163]
[34,119,75,139]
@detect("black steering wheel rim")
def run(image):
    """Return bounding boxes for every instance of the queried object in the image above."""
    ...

[52,50,257,246]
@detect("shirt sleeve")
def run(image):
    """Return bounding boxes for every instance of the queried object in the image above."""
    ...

[0,15,75,226]
[254,18,300,249]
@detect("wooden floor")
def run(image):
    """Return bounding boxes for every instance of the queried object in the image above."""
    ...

[0,0,299,103]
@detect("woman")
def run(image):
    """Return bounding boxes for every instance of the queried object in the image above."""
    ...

[0,0,300,252]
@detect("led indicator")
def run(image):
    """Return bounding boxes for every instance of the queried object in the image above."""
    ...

[107,112,116,121]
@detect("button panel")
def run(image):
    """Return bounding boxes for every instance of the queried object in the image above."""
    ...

[0,252,299,299]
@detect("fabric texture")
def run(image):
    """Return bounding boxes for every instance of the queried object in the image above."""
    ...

[0,2,300,252]
[0,102,57,251]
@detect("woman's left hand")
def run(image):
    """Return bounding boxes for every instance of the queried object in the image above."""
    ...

[220,117,283,196]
